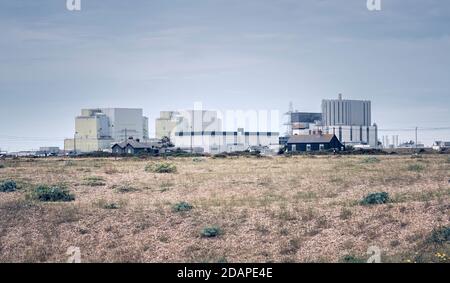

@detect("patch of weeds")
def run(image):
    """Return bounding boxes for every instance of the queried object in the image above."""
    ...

[95,199,120,209]
[115,185,139,193]
[64,160,76,167]
[446,157,450,164]
[0,180,17,192]
[30,185,75,202]
[362,157,380,164]
[0,163,5,169]
[255,224,270,235]
[159,182,174,192]
[279,228,289,236]
[145,162,177,173]
[295,191,317,201]
[301,207,317,222]
[192,157,206,162]
[407,163,425,172]
[428,226,450,245]
[277,209,297,221]
[158,235,170,243]
[339,255,366,263]
[340,207,352,220]
[104,167,119,174]
[84,176,106,187]
[360,192,390,205]
[216,257,228,263]
[280,238,301,255]
[212,154,227,159]
[172,201,194,212]
[201,226,221,238]
[411,154,423,159]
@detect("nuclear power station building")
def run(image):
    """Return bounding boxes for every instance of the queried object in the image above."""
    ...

[286,94,379,148]
[64,108,149,153]
[320,94,378,147]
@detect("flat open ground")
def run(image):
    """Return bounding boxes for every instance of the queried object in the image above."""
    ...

[0,155,449,263]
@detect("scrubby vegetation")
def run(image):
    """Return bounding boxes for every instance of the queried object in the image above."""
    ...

[145,162,177,173]
[212,154,227,159]
[0,155,448,262]
[84,176,106,187]
[172,201,194,212]
[30,185,75,202]
[339,207,352,220]
[0,163,5,169]
[428,226,450,245]
[201,227,221,238]
[407,163,425,172]
[360,192,390,205]
[339,255,366,263]
[115,185,138,193]
[362,157,380,164]
[0,180,17,192]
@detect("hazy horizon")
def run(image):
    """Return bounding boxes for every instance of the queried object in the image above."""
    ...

[1,0,450,151]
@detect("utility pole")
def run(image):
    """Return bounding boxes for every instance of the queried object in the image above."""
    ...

[190,125,193,153]
[73,132,77,155]
[415,127,418,149]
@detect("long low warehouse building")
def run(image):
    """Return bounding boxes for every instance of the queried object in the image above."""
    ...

[171,128,280,154]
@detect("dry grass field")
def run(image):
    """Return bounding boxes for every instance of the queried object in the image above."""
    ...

[0,154,449,263]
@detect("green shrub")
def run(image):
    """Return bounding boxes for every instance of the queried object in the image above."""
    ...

[212,154,227,159]
[94,199,120,209]
[201,226,221,238]
[428,226,450,245]
[103,202,119,209]
[340,255,365,263]
[361,192,390,205]
[0,180,17,192]
[407,163,425,172]
[192,157,206,162]
[31,185,75,202]
[362,157,380,164]
[145,162,177,173]
[340,208,353,220]
[84,176,106,186]
[0,164,5,169]
[172,201,194,212]
[115,185,138,193]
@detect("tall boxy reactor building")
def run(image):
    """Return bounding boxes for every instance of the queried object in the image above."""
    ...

[320,94,378,148]
[65,108,149,153]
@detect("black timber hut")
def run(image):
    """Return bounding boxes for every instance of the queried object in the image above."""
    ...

[286,134,344,152]
[111,138,160,155]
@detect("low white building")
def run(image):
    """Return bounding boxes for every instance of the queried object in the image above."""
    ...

[171,128,279,154]
[156,110,222,139]
[432,141,450,151]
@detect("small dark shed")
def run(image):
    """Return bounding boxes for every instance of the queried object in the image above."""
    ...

[286,134,344,152]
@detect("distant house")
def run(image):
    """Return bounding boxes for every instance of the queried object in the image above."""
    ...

[111,138,160,155]
[286,134,344,152]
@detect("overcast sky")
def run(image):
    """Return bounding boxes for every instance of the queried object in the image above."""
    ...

[1,0,449,151]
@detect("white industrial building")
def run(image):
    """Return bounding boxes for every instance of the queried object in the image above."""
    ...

[65,108,149,153]
[171,128,279,154]
[156,110,222,139]
[322,94,371,127]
